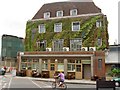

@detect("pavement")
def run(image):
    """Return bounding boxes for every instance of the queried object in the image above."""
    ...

[29,77,96,85]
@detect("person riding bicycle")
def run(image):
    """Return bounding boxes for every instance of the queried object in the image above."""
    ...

[56,70,65,87]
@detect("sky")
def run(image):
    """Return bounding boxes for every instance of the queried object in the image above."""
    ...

[0,0,119,51]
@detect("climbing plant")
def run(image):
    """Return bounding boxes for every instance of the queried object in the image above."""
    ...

[25,15,109,51]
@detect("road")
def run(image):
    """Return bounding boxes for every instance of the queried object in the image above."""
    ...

[0,74,120,90]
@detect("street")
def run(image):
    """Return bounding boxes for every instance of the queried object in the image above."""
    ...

[0,74,120,90]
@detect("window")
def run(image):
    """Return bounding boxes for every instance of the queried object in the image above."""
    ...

[38,24,46,33]
[58,63,64,71]
[98,59,102,70]
[36,40,46,51]
[28,63,32,70]
[52,39,64,51]
[44,12,50,19]
[42,60,48,70]
[32,63,39,70]
[21,63,27,69]
[72,22,80,31]
[54,23,62,32]
[70,9,77,16]
[76,65,81,72]
[56,10,63,17]
[67,64,75,71]
[76,60,81,63]
[98,38,102,46]
[96,20,102,27]
[70,38,82,51]
[51,64,55,71]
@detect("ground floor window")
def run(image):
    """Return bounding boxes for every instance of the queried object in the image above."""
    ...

[58,63,64,71]
[21,63,27,69]
[76,65,81,72]
[32,63,39,70]
[42,60,48,70]
[67,64,75,71]
[50,64,55,71]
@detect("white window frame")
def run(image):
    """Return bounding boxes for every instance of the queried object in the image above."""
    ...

[54,23,62,32]
[38,24,46,33]
[70,9,77,16]
[72,22,80,31]
[56,10,63,17]
[96,20,102,27]
[44,12,50,19]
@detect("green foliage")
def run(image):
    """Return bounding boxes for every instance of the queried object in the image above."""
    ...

[25,15,108,51]
[108,68,120,77]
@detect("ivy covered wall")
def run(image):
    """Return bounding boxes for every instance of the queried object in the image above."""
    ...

[25,15,109,51]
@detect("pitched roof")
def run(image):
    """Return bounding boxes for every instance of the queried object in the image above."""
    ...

[32,1,101,20]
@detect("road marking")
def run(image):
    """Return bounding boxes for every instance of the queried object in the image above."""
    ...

[8,77,12,88]
[28,78,42,88]
[39,81,51,87]
[28,77,52,88]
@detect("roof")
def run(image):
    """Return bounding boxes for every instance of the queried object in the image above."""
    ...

[2,34,24,40]
[32,1,101,20]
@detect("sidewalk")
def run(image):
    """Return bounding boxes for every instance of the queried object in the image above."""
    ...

[29,77,96,85]
[4,73,96,85]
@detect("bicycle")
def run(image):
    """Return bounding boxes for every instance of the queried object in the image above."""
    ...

[52,77,67,89]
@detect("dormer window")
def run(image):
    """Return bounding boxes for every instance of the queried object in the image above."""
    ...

[44,12,50,19]
[70,9,77,16]
[56,10,63,17]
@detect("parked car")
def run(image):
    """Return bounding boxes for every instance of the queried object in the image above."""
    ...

[111,77,120,87]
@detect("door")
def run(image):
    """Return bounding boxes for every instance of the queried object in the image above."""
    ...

[83,64,91,79]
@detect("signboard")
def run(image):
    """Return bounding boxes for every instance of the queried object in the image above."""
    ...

[81,60,91,64]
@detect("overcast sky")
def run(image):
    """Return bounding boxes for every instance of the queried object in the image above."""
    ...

[0,0,119,50]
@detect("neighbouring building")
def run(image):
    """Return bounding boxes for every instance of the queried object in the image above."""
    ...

[19,0,109,79]
[105,44,120,76]
[1,34,24,67]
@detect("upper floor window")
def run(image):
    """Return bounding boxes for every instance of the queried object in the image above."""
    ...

[98,38,102,46]
[70,9,77,16]
[38,24,46,33]
[70,38,82,51]
[72,22,80,31]
[96,20,102,27]
[44,12,50,19]
[56,10,63,17]
[54,23,62,32]
[52,39,64,51]
[36,40,46,51]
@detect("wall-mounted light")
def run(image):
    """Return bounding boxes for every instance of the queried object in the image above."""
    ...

[55,59,57,62]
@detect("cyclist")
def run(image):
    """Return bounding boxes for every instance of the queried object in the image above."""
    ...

[57,70,65,87]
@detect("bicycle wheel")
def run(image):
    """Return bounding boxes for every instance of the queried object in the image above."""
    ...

[61,82,67,90]
[52,82,56,89]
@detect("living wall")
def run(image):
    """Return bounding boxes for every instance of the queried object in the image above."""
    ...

[25,15,109,51]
